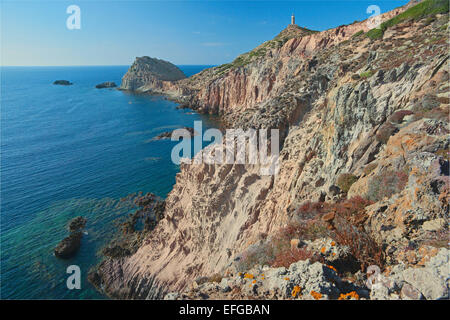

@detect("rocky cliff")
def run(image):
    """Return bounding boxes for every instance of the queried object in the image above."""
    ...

[120,56,186,92]
[91,0,449,300]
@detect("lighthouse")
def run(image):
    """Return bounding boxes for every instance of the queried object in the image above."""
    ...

[291,13,295,25]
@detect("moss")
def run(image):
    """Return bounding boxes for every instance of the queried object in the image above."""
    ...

[366,0,449,40]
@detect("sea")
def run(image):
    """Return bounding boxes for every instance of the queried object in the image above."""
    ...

[0,65,217,299]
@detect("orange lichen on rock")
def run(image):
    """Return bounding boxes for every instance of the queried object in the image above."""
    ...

[321,247,326,254]
[310,290,323,300]
[284,277,290,281]
[244,273,254,279]
[252,280,256,284]
[292,285,301,298]
[326,264,337,272]
[331,241,336,246]
[338,291,360,300]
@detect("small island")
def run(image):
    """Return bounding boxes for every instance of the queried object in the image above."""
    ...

[53,80,73,85]
[96,81,117,89]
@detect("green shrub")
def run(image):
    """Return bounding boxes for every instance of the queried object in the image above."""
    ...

[360,70,375,79]
[336,173,358,193]
[352,30,364,38]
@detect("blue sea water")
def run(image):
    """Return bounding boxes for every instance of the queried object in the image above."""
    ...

[0,65,217,299]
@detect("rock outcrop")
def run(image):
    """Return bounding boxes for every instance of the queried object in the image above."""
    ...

[96,81,117,89]
[54,216,87,259]
[120,56,186,92]
[93,0,449,299]
[53,80,72,85]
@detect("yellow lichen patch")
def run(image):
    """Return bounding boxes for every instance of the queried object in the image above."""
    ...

[292,286,301,298]
[338,291,360,300]
[310,290,323,300]
[244,273,254,279]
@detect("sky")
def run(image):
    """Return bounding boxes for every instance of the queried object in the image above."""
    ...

[1,0,409,66]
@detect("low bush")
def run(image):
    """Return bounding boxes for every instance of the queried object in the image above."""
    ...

[363,163,378,175]
[352,30,364,38]
[389,110,414,124]
[375,122,398,144]
[367,169,409,202]
[336,173,358,193]
[270,247,321,268]
[359,70,375,79]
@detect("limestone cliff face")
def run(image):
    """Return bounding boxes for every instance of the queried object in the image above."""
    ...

[120,56,186,92]
[94,1,449,299]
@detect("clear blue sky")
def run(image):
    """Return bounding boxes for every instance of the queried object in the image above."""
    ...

[1,0,408,66]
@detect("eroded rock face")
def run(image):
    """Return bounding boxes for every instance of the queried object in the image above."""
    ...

[94,2,449,299]
[120,56,186,91]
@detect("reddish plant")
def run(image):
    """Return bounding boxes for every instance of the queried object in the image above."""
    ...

[367,169,409,202]
[270,247,321,268]
[376,122,398,144]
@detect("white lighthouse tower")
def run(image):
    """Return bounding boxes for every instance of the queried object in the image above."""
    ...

[291,13,295,25]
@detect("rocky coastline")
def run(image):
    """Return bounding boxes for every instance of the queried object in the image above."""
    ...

[90,0,449,300]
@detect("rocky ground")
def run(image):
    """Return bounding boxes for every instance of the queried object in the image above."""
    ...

[90,0,449,300]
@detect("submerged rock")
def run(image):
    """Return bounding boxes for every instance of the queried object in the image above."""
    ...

[152,127,198,140]
[53,80,72,85]
[95,81,117,89]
